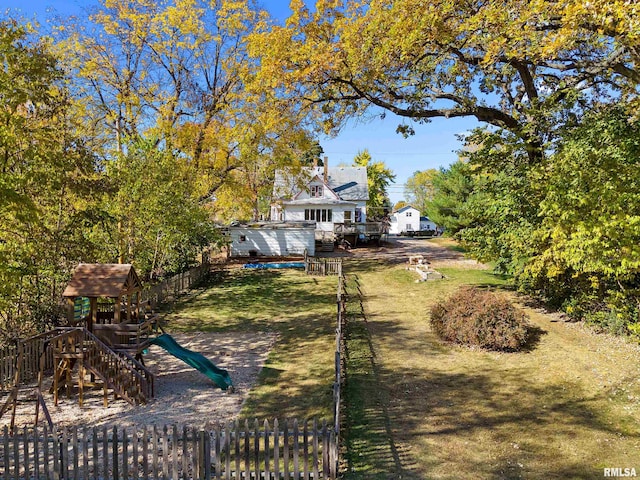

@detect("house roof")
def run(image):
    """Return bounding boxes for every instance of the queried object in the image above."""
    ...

[282,198,356,206]
[420,216,433,222]
[273,166,369,202]
[63,263,142,298]
[292,175,340,201]
[395,205,419,214]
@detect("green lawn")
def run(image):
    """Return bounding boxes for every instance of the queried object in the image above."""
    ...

[342,257,640,479]
[161,267,337,420]
[157,253,640,479]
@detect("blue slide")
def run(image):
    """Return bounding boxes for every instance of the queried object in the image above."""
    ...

[150,333,233,390]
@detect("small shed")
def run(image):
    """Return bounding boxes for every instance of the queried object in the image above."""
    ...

[228,223,315,257]
[62,263,144,330]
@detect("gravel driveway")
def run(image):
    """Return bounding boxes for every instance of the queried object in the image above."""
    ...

[322,235,484,268]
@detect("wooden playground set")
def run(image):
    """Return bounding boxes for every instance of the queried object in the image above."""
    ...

[0,263,231,432]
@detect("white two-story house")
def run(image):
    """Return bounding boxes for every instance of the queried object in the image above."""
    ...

[389,205,420,234]
[271,161,369,238]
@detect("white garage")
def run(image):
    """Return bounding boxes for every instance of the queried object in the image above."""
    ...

[228,223,316,257]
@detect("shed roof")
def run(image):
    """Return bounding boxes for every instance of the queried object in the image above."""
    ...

[63,263,142,298]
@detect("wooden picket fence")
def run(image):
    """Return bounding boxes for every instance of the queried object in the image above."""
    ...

[0,256,352,479]
[0,419,338,480]
[141,258,211,309]
[0,334,54,391]
[304,257,342,277]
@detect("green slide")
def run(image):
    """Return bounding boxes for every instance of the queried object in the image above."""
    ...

[150,333,233,390]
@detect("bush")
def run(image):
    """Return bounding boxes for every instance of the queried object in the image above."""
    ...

[584,308,638,338]
[430,287,530,351]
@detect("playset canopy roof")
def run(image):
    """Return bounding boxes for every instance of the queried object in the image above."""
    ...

[62,263,142,298]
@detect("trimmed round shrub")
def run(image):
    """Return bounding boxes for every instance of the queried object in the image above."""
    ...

[430,287,530,351]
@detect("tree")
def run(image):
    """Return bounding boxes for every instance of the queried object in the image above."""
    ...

[430,108,640,335]
[524,107,640,317]
[211,115,315,222]
[425,161,479,236]
[404,169,438,215]
[0,20,102,341]
[353,149,395,217]
[301,140,324,167]
[60,0,293,200]
[59,0,314,226]
[251,0,639,163]
[105,139,218,278]
[393,200,407,212]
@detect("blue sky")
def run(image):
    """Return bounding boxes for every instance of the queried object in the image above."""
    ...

[1,0,478,204]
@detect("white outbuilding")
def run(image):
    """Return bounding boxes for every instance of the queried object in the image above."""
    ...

[227,223,315,257]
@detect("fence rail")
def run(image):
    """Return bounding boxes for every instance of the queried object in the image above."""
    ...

[1,419,337,480]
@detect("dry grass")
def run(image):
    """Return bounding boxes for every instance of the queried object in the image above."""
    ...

[344,260,640,479]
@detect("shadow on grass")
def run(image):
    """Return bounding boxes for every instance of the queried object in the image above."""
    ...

[159,267,339,420]
[521,324,547,353]
[163,268,336,335]
[344,310,639,479]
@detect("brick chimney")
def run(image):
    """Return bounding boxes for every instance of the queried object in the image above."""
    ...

[323,156,328,182]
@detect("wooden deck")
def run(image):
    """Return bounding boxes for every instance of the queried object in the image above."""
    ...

[333,222,386,246]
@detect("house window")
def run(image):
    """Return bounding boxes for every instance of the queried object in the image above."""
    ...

[344,211,352,224]
[310,185,323,197]
[406,211,412,217]
[304,209,332,222]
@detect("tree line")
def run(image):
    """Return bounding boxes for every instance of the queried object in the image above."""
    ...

[251,0,640,337]
[257,0,637,338]
[0,1,319,342]
[2,0,639,341]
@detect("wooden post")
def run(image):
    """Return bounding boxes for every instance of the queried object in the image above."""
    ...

[126,294,132,322]
[142,426,149,480]
[274,419,280,480]
[224,422,230,480]
[66,297,76,325]
[114,296,121,324]
[253,420,259,480]
[183,426,189,480]
[112,427,119,480]
[264,419,270,480]
[313,419,319,480]
[89,297,97,332]
[172,425,179,480]
[78,363,84,407]
[234,421,240,480]
[293,419,299,479]
[244,420,250,480]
